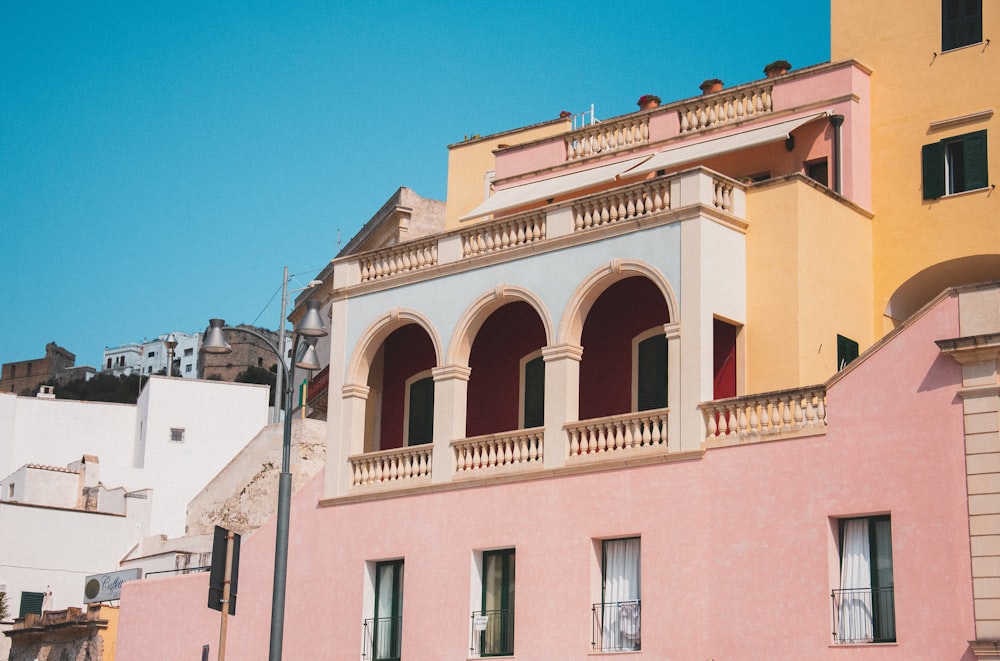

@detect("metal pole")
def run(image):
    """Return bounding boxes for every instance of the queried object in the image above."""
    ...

[268,336,297,661]
[217,530,235,661]
[273,267,289,424]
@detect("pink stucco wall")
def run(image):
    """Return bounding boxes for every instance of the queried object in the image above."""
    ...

[117,294,973,660]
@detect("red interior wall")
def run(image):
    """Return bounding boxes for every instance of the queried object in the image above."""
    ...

[466,302,546,437]
[579,277,670,419]
[379,324,436,450]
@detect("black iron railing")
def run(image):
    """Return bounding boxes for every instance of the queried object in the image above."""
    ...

[362,616,402,661]
[469,608,514,657]
[592,600,641,652]
[831,587,895,643]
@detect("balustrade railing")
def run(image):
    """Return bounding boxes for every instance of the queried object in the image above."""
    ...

[677,84,773,133]
[713,177,735,212]
[832,587,896,644]
[566,116,649,161]
[349,445,432,487]
[701,386,827,442]
[359,238,439,282]
[573,178,672,232]
[362,616,403,661]
[566,409,668,459]
[453,428,544,475]
[461,212,545,258]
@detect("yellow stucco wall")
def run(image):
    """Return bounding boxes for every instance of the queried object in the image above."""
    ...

[832,0,999,334]
[745,177,874,392]
[444,120,571,230]
[98,604,120,661]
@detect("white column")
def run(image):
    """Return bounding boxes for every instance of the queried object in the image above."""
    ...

[542,343,583,469]
[431,365,471,484]
[332,383,369,498]
[664,322,682,451]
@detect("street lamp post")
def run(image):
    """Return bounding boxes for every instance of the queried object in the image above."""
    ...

[201,299,328,660]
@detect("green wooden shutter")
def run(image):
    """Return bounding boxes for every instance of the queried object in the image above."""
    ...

[964,130,989,191]
[636,335,667,411]
[522,356,545,429]
[942,0,982,51]
[19,591,44,617]
[837,335,859,371]
[922,141,945,199]
[407,377,434,445]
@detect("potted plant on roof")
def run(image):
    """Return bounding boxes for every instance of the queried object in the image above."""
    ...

[637,94,661,111]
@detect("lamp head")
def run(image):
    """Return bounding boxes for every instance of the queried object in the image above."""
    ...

[294,337,322,371]
[295,300,328,338]
[201,319,233,354]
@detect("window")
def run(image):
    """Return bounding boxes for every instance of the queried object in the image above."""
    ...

[185,364,193,373]
[148,351,155,358]
[922,130,988,198]
[837,335,859,370]
[366,560,404,661]
[257,357,264,367]
[106,358,112,369]
[633,331,667,411]
[19,591,44,617]
[404,374,434,445]
[475,549,515,657]
[521,354,545,429]
[594,537,641,652]
[170,428,185,443]
[942,0,982,51]
[184,347,193,357]
[26,363,31,376]
[833,516,895,644]
[806,158,829,186]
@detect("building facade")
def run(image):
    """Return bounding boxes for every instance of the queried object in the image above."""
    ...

[116,1,998,658]
[102,331,201,378]
[0,343,76,395]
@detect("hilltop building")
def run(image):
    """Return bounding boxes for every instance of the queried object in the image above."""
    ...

[0,343,77,396]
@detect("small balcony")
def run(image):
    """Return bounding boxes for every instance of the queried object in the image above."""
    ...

[362,616,403,661]
[831,587,896,644]
[469,608,514,657]
[592,600,641,652]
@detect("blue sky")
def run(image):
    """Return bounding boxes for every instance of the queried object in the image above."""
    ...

[1,1,830,369]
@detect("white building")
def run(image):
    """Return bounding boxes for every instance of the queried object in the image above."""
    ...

[0,456,152,643]
[102,331,201,378]
[0,376,268,536]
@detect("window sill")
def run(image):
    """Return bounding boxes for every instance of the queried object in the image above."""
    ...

[934,185,992,200]
[941,41,984,54]
[830,642,898,649]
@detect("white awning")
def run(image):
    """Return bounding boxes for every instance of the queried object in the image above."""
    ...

[459,154,653,220]
[622,112,828,177]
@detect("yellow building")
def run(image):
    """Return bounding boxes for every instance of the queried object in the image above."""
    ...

[833,0,999,333]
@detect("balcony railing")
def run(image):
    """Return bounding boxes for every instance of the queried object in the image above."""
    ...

[359,238,439,283]
[565,115,650,161]
[461,212,545,258]
[677,83,773,133]
[566,408,668,460]
[831,587,896,644]
[701,386,827,443]
[592,600,641,652]
[470,608,514,657]
[453,428,544,476]
[349,445,432,488]
[572,178,672,232]
[362,616,403,661]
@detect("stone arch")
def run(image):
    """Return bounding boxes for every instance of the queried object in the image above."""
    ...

[446,285,555,367]
[345,308,443,387]
[558,259,678,346]
[885,255,1000,324]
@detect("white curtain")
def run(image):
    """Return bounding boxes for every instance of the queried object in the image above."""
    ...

[603,538,641,649]
[838,519,873,642]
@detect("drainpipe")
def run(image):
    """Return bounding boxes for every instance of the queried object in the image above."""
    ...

[829,114,845,195]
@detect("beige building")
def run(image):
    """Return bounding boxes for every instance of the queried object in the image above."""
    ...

[0,343,76,395]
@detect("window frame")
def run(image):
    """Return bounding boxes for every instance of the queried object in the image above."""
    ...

[834,515,895,644]
[372,559,404,661]
[594,536,641,652]
[922,129,989,198]
[518,351,545,430]
[479,548,516,657]
[402,370,434,446]
[631,328,667,412]
[169,427,185,443]
[837,335,860,371]
[941,0,982,52]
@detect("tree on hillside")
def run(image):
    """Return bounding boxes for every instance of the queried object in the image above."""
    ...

[235,365,277,405]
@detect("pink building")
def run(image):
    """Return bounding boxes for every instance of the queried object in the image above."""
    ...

[115,3,1000,658]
